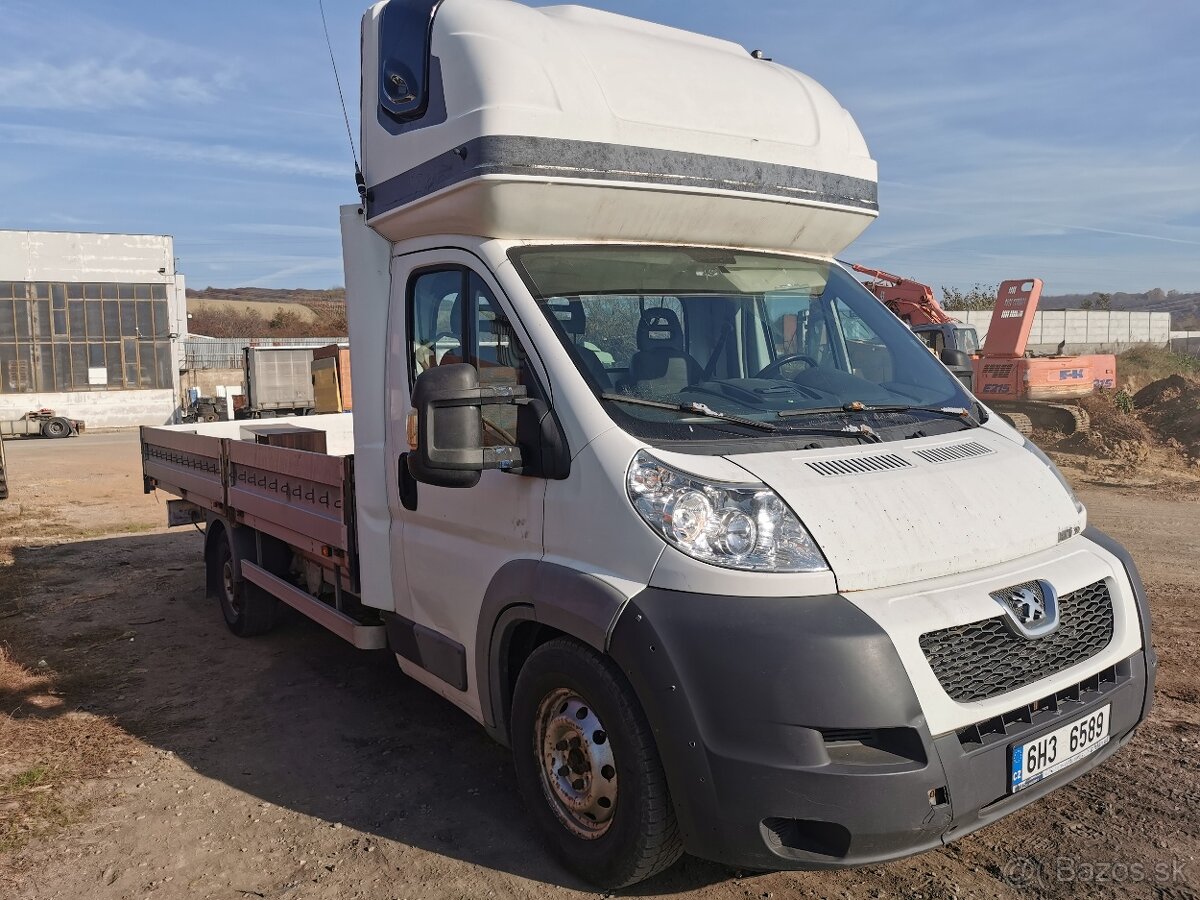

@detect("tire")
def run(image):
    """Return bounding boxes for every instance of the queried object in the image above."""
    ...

[510,638,682,888]
[41,417,72,439]
[211,531,277,637]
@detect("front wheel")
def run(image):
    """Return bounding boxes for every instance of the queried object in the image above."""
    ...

[510,638,682,888]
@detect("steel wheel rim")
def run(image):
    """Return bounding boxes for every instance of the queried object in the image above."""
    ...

[534,687,618,839]
[222,560,240,615]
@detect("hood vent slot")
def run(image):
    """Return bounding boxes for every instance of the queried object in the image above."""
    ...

[913,441,994,464]
[806,453,911,477]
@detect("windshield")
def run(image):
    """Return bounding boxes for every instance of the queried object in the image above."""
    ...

[509,246,974,445]
[957,326,981,355]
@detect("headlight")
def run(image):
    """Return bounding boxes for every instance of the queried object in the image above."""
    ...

[627,450,829,572]
[1024,438,1086,518]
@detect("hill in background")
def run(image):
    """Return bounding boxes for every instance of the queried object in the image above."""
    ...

[187,286,345,305]
[185,285,1200,335]
[187,287,346,338]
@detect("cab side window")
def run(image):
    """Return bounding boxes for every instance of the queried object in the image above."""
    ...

[410,269,462,376]
[408,267,535,446]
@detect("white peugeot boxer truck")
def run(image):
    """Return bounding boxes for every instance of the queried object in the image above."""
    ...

[141,0,1155,887]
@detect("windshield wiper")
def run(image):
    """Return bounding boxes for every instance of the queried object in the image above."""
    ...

[855,404,981,427]
[778,402,980,428]
[600,393,885,443]
[599,393,778,432]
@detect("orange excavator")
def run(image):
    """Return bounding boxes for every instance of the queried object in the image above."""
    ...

[849,264,1114,434]
[849,265,983,356]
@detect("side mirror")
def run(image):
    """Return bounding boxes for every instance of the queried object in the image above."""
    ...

[939,348,972,369]
[939,348,974,391]
[408,364,526,489]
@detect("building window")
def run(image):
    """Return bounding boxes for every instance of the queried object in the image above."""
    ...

[0,282,174,393]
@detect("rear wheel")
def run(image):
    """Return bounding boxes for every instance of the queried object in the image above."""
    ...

[41,417,72,439]
[212,531,277,637]
[510,638,682,888]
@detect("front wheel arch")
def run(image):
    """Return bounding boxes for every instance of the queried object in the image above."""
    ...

[474,560,631,741]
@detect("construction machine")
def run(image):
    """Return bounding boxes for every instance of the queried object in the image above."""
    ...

[851,265,1114,434]
[849,264,983,357]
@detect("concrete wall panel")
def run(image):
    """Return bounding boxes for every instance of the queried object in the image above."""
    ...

[0,390,176,428]
[953,310,1170,354]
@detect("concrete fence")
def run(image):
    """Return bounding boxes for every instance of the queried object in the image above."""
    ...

[951,310,1172,355]
[1170,331,1200,357]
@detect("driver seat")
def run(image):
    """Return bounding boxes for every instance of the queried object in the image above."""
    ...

[623,307,702,396]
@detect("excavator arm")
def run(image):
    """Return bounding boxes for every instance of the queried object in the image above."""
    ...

[849,263,957,326]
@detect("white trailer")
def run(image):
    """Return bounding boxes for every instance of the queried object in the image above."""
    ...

[142,0,1154,887]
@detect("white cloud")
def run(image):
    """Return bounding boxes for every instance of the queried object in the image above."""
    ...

[0,1,239,113]
[1,124,347,181]
[225,224,343,238]
[1036,223,1200,249]
[246,258,345,285]
[0,61,217,110]
[183,254,344,288]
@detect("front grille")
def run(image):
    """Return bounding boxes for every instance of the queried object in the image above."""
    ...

[956,659,1130,749]
[920,579,1114,703]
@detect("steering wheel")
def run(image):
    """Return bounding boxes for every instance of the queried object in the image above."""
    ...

[754,354,819,379]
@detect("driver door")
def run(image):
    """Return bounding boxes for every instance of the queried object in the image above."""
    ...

[385,250,546,720]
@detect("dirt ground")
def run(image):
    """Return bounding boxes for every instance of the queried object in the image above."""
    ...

[0,431,1197,900]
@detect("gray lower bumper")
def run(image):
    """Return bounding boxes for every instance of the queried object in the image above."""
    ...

[607,535,1154,870]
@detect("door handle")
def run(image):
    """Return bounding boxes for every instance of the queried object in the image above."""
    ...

[398,453,419,511]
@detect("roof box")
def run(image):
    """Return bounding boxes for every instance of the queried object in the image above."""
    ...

[360,0,878,256]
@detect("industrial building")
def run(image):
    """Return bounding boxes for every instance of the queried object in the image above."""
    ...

[0,230,187,427]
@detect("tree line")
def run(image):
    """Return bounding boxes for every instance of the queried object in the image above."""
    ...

[188,301,348,338]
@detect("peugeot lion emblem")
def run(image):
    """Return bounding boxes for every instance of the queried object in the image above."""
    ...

[1011,586,1046,623]
[991,580,1059,638]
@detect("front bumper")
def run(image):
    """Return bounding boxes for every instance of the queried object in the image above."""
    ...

[606,530,1155,870]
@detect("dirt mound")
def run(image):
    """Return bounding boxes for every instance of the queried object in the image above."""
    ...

[1133,374,1200,459]
[1058,392,1153,463]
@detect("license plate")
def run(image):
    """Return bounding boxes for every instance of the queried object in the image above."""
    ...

[1010,704,1110,792]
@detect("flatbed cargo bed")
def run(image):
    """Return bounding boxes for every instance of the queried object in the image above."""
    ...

[141,414,355,558]
[140,415,381,648]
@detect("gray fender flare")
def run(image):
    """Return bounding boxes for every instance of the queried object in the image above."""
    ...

[474,559,631,744]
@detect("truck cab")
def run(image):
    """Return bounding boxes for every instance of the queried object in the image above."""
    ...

[912,321,982,357]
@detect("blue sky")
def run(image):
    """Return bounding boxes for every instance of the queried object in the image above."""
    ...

[1,1,1197,295]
